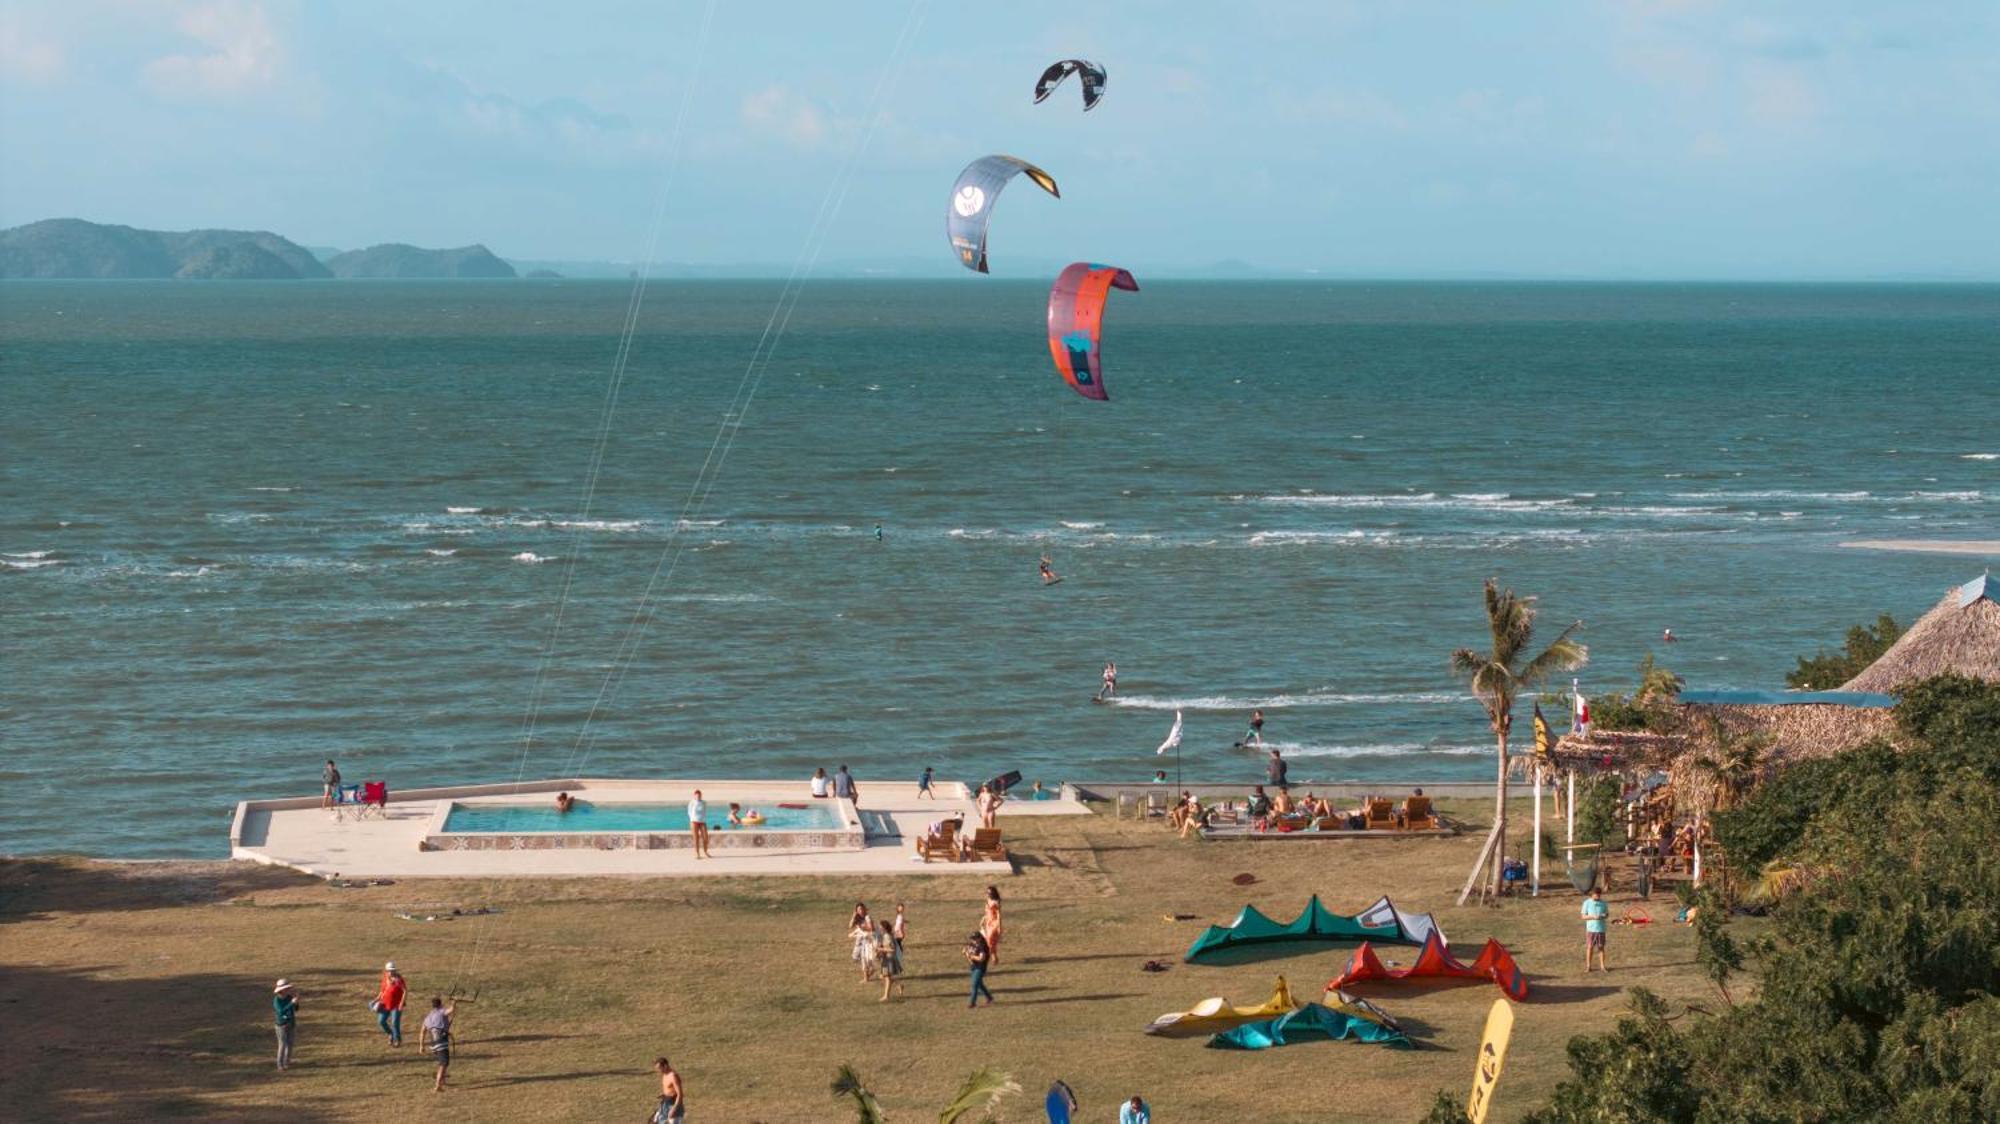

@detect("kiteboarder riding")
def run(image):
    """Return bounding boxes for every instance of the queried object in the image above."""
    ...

[1040,555,1059,585]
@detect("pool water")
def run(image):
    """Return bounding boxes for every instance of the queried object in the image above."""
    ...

[442,801,840,833]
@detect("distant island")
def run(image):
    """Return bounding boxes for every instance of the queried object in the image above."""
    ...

[0,219,516,280]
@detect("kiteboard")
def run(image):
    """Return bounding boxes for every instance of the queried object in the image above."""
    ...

[1042,577,1064,586]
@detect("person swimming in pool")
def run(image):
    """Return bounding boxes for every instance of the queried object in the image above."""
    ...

[554,792,574,813]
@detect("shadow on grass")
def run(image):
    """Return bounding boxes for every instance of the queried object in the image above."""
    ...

[1016,951,1160,966]
[1526,982,1625,1005]
[0,962,343,1122]
[471,1032,589,1045]
[461,1068,635,1089]
[0,857,317,926]
[1005,992,1143,1006]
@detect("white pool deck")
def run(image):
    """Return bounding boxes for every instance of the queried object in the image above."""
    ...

[230,778,1089,879]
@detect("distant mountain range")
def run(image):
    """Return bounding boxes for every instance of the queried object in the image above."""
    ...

[0,219,517,280]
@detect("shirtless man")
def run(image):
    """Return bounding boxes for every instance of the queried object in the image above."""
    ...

[1097,661,1117,700]
[653,1056,686,1123]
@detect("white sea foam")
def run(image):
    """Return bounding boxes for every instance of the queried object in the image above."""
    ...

[554,519,646,532]
[249,486,294,492]
[948,528,997,539]
[4,551,52,559]
[1105,691,1463,711]
[446,506,483,514]
[512,552,553,564]
[659,593,773,603]
[675,519,725,529]
[1250,492,1575,512]
[1962,454,1998,461]
[1061,521,1105,530]
[1,557,63,570]
[424,548,457,557]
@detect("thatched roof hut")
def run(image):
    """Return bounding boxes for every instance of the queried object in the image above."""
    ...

[1840,573,2000,691]
[1674,573,1999,763]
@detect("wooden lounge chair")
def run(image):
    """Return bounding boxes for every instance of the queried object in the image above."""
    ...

[1401,795,1438,831]
[917,821,961,863]
[967,827,1008,862]
[1362,797,1397,831]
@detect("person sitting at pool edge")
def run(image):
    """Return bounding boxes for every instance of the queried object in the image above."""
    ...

[554,792,574,813]
[810,768,830,798]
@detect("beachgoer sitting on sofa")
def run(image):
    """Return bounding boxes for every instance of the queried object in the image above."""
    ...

[1247,786,1272,819]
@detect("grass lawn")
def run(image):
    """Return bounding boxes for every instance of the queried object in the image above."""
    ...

[0,798,1726,1122]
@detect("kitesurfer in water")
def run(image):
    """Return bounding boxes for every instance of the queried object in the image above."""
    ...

[874,523,883,542]
[1246,709,1266,747]
[1097,661,1117,701]
[1039,555,1058,584]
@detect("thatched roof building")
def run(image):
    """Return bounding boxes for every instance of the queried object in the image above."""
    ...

[1675,573,1999,762]
[1841,573,2000,691]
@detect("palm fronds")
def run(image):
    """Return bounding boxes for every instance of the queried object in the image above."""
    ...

[831,1064,885,1124]
[938,1067,1021,1124]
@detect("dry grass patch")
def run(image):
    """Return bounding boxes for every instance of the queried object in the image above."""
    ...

[0,798,1727,1122]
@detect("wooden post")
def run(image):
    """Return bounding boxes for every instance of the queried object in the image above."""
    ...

[1565,769,1576,846]
[1458,821,1504,906]
[1531,761,1543,897]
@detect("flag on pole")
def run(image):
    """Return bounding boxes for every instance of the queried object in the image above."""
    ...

[1156,710,1183,755]
[1572,681,1591,738]
[1532,703,1554,758]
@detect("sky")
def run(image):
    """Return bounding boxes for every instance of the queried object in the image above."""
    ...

[1,0,1996,279]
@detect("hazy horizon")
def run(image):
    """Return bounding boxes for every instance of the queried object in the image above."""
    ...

[3,1,1997,281]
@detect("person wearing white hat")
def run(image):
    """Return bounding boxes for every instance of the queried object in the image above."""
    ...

[271,979,299,1070]
[375,962,406,1046]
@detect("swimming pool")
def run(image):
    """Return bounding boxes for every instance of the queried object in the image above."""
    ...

[421,790,866,854]
[442,802,839,833]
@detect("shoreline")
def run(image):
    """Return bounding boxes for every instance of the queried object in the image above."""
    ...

[1840,539,2000,556]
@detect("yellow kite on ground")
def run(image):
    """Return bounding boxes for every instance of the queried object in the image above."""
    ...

[1143,976,1297,1038]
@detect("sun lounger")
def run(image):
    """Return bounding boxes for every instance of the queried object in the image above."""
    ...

[1362,798,1396,831]
[968,827,1009,862]
[917,821,961,862]
[1400,795,1437,831]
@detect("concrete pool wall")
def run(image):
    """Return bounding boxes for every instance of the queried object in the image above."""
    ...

[419,785,864,854]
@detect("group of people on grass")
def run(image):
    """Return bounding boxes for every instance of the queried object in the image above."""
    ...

[843,887,1005,1009]
[268,965,457,1093]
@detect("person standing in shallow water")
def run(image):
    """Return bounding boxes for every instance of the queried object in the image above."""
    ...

[1266,746,1287,792]
[321,759,340,809]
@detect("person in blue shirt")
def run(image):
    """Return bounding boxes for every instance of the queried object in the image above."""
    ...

[1119,1094,1151,1123]
[918,766,935,800]
[1581,886,1610,972]
[271,979,299,1070]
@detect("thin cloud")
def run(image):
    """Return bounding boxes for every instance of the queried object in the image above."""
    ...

[142,0,282,97]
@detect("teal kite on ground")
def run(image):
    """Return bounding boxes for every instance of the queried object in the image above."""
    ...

[1183,895,1444,963]
[1206,994,1413,1050]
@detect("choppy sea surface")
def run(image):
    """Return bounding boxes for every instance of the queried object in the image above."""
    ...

[2,280,1996,857]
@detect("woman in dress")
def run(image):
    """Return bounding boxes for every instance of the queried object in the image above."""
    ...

[874,921,903,1002]
[980,885,1004,967]
[848,903,875,982]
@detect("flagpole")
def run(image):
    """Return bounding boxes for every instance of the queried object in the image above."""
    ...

[1531,761,1543,897]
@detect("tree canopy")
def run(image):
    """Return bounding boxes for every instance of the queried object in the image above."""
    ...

[1514,675,2000,1122]
[1785,612,1902,689]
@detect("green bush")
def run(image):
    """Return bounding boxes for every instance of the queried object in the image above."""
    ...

[1785,613,1901,689]
[1512,675,2000,1123]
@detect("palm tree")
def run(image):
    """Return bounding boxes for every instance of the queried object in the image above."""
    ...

[938,1067,1022,1123]
[830,1064,885,1124]
[1452,579,1587,898]
[1635,652,1685,707]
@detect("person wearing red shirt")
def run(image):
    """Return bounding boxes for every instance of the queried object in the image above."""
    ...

[375,962,406,1046]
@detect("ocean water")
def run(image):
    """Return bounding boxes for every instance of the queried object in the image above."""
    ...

[2,279,1996,858]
